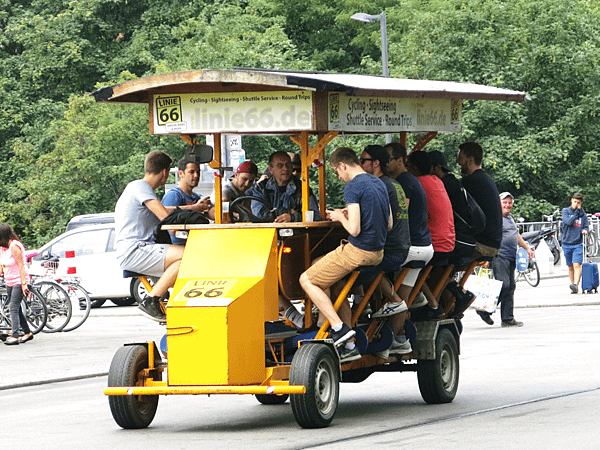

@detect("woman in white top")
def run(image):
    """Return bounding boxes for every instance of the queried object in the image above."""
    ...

[0,223,32,345]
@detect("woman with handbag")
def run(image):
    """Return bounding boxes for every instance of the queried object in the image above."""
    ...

[0,223,33,345]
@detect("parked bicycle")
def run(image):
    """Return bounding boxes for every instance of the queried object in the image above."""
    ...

[514,248,540,287]
[31,257,92,332]
[0,279,48,336]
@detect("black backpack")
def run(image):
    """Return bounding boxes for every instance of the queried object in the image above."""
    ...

[454,188,486,235]
[154,207,209,244]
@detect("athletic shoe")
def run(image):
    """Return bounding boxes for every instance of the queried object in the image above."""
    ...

[372,301,407,319]
[138,296,166,322]
[374,349,390,359]
[411,305,444,321]
[389,337,412,355]
[328,323,355,347]
[284,306,305,328]
[338,346,361,363]
[501,319,524,327]
[410,292,428,309]
[476,310,494,325]
[570,284,578,294]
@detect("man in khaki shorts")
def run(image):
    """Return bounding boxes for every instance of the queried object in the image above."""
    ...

[299,147,392,362]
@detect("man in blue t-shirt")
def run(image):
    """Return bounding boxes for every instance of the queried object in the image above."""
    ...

[162,157,212,244]
[385,143,434,307]
[300,147,391,363]
[561,192,589,294]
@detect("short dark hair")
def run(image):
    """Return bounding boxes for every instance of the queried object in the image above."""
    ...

[145,151,172,174]
[573,192,584,201]
[407,151,431,176]
[330,147,360,167]
[385,142,407,164]
[0,223,19,248]
[363,145,390,176]
[177,157,198,172]
[458,141,483,166]
[268,151,291,166]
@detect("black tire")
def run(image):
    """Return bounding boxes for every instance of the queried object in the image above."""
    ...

[289,344,339,429]
[61,283,91,332]
[90,299,106,308]
[417,328,459,404]
[107,345,159,429]
[551,247,561,265]
[111,298,137,307]
[255,394,289,405]
[130,277,154,305]
[23,287,48,335]
[524,262,541,287]
[34,281,72,333]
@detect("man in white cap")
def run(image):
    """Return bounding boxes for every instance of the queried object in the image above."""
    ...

[479,192,533,327]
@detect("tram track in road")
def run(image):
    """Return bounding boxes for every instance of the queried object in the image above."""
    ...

[298,386,600,449]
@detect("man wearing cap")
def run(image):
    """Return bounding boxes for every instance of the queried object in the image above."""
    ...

[210,160,258,204]
[287,152,302,179]
[162,157,213,245]
[561,192,589,294]
[479,192,533,327]
[248,151,321,223]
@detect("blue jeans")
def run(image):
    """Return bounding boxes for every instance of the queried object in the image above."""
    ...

[7,284,31,338]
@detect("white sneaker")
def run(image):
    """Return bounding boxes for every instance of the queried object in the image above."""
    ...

[389,337,412,355]
[372,301,407,319]
[374,348,390,359]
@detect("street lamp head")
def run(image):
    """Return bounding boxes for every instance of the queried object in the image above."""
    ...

[351,12,381,23]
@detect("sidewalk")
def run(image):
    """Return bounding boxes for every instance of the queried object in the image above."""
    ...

[2,273,599,390]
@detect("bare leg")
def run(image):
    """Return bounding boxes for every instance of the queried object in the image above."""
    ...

[149,245,184,297]
[568,264,575,284]
[573,263,583,285]
[299,273,344,328]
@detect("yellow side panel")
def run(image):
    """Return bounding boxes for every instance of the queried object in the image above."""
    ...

[166,228,279,386]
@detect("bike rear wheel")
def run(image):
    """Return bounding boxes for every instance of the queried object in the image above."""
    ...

[24,287,48,334]
[34,281,72,332]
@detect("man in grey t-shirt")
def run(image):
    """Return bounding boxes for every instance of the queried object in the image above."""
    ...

[210,160,258,204]
[115,150,205,322]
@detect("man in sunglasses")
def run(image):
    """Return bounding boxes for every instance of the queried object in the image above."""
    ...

[248,151,321,223]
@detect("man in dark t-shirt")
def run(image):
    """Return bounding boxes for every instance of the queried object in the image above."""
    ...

[385,143,434,305]
[456,141,502,259]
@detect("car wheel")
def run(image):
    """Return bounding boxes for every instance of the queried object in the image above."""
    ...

[90,299,106,308]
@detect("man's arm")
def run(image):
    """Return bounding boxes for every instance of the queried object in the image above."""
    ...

[145,199,170,221]
[248,183,275,221]
[329,203,361,237]
[388,205,393,231]
[581,210,590,234]
[561,207,580,226]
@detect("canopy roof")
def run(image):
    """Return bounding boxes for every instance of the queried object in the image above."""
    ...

[92,68,528,104]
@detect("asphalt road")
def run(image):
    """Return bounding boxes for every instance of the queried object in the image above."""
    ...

[2,274,600,449]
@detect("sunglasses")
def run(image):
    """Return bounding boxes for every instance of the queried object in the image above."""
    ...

[360,158,373,164]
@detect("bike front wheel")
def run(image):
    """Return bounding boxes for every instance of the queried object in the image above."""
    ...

[61,283,91,332]
[24,286,48,334]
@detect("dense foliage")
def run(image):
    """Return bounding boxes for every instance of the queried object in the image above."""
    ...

[1,0,599,246]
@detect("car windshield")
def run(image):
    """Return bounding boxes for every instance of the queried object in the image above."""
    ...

[44,228,113,258]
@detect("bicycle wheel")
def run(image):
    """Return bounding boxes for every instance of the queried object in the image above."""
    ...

[34,281,72,332]
[23,287,48,334]
[524,262,541,287]
[60,283,92,332]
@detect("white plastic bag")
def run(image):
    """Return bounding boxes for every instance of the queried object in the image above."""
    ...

[465,268,503,313]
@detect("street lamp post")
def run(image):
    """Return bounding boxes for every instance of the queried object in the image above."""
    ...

[351,12,391,143]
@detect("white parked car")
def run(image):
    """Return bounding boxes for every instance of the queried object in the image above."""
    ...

[29,223,144,308]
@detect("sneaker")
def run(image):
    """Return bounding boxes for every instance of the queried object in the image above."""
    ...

[410,292,428,309]
[374,348,390,359]
[389,337,412,355]
[284,306,305,328]
[338,346,361,363]
[328,323,355,347]
[501,319,523,327]
[138,296,166,322]
[372,301,407,319]
[476,310,494,325]
[411,305,444,321]
[570,283,578,294]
